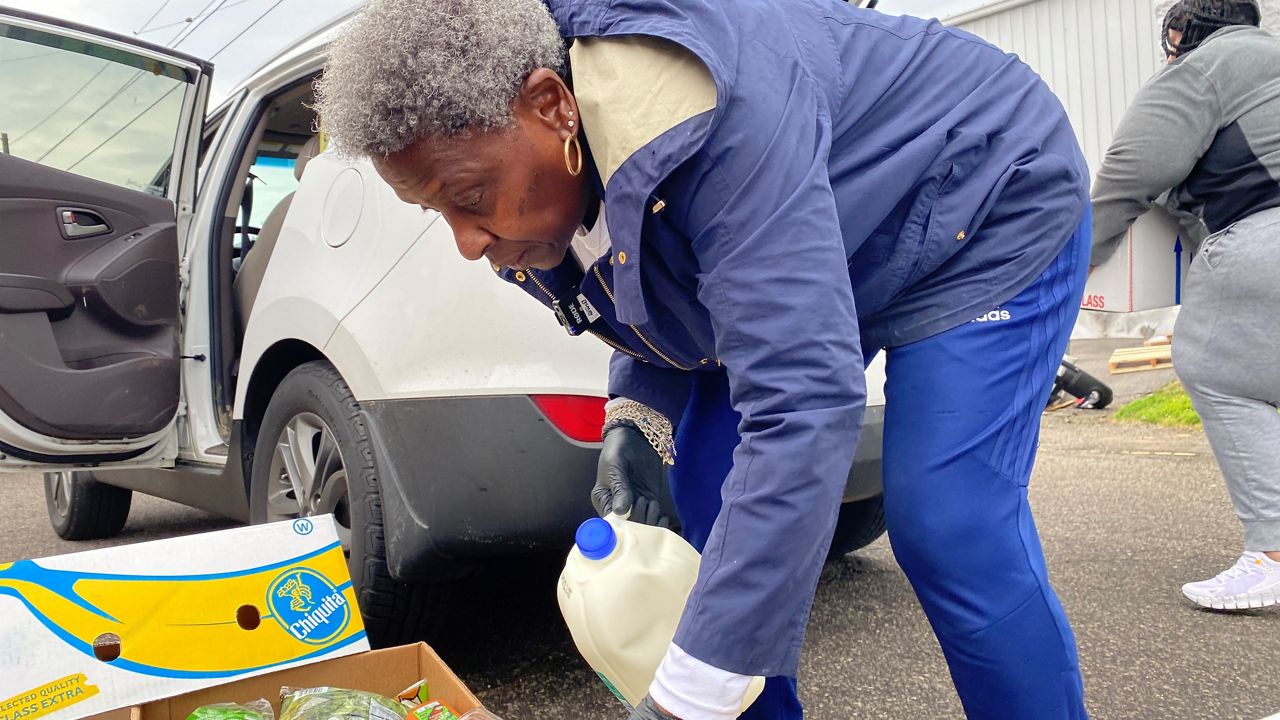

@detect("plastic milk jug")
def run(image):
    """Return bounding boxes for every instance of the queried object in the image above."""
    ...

[557,513,765,712]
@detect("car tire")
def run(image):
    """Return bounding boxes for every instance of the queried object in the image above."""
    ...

[249,360,445,647]
[827,494,887,560]
[43,471,132,541]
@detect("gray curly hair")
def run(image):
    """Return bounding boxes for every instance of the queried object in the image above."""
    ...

[315,0,567,158]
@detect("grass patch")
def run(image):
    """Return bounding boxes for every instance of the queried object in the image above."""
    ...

[1114,381,1201,428]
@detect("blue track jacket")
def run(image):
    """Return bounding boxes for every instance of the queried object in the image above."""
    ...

[498,0,1089,677]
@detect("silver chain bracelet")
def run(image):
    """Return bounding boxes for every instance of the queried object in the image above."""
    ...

[603,400,676,466]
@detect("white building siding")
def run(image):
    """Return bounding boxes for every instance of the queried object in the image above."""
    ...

[948,0,1280,174]
[950,0,1163,176]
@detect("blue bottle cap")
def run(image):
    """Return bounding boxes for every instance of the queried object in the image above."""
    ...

[575,517,617,560]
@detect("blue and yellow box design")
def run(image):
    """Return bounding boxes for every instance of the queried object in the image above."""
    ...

[0,516,368,720]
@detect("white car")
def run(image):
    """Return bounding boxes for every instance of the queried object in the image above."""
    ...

[0,8,887,645]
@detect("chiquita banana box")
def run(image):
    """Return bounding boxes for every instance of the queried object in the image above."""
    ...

[0,516,368,720]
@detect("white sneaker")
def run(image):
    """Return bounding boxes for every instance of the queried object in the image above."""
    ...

[1182,552,1280,610]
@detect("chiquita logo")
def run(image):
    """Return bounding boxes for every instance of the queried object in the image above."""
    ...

[266,568,350,645]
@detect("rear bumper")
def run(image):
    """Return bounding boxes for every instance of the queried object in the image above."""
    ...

[362,396,599,582]
[363,396,884,584]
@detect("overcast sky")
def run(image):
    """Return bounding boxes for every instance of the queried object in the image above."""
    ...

[3,0,981,100]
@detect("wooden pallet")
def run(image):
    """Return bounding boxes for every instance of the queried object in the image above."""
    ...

[1108,345,1173,374]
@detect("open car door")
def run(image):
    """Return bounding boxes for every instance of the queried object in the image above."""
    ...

[0,8,210,469]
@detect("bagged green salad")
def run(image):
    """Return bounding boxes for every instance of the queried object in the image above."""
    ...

[279,687,407,720]
[186,700,274,720]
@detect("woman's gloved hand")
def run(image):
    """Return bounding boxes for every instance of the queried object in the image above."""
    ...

[593,422,675,528]
[628,695,680,719]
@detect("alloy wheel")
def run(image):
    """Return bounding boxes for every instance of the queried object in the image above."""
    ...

[264,412,352,548]
[45,471,73,519]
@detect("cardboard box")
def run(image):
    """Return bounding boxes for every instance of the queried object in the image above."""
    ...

[89,643,481,720]
[1081,206,1191,313]
[0,517,368,720]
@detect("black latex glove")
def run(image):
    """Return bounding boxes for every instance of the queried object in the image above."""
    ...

[592,422,675,528]
[628,694,679,719]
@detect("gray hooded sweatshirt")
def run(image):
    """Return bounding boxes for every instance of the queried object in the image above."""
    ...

[1092,25,1280,265]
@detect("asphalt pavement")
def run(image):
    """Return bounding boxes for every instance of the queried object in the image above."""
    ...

[2,339,1277,719]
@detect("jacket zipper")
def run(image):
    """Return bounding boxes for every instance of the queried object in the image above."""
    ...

[592,265,695,371]
[526,271,647,361]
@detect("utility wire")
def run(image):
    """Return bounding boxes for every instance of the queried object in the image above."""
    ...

[138,17,193,35]
[65,84,182,172]
[29,0,221,161]
[10,0,189,148]
[133,0,172,36]
[28,0,278,168]
[0,50,58,63]
[169,0,229,49]
[11,63,112,146]
[61,0,286,171]
[137,0,256,36]
[207,0,285,59]
[33,71,150,162]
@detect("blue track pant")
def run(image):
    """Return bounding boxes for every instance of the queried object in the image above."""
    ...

[669,213,1090,719]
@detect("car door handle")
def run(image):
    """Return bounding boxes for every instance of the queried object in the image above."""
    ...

[58,208,112,239]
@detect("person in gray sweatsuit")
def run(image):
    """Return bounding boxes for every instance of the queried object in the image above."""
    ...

[1093,0,1280,610]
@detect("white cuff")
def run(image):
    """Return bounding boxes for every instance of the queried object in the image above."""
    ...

[604,396,635,410]
[649,643,752,720]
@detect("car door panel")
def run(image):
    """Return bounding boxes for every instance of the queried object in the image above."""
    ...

[0,155,179,441]
[0,274,74,314]
[0,8,208,466]
[64,225,179,330]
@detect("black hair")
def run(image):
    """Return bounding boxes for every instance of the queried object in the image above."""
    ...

[1164,0,1263,58]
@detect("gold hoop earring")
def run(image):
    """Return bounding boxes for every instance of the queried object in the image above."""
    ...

[564,134,583,177]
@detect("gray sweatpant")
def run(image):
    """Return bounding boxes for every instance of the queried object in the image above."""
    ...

[1173,206,1280,551]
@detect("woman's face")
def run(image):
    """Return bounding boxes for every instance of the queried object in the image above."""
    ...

[1167,28,1184,62]
[373,69,591,271]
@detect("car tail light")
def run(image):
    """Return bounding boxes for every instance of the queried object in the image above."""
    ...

[530,395,606,443]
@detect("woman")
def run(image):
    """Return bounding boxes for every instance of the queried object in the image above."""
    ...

[1092,0,1280,611]
[317,1,1092,717]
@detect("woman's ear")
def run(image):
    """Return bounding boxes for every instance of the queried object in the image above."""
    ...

[518,68,578,139]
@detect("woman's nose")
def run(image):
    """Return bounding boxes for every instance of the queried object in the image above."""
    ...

[451,220,496,262]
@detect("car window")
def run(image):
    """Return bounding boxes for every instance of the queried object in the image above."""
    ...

[247,155,298,229]
[0,19,196,197]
